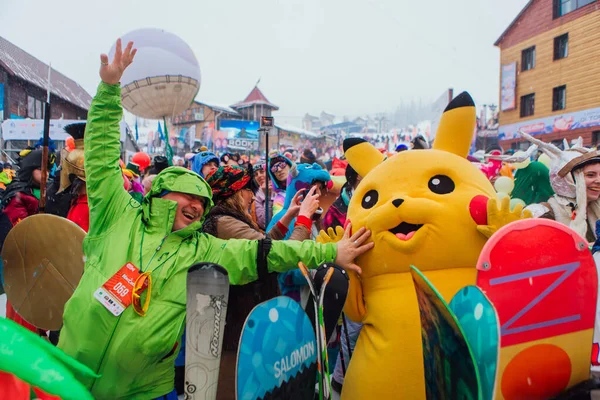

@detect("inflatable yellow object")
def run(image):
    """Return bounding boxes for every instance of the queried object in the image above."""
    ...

[339,93,529,399]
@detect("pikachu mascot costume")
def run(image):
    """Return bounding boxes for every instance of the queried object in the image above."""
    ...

[326,93,531,399]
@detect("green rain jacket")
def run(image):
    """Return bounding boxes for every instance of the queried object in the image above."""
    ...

[58,82,337,400]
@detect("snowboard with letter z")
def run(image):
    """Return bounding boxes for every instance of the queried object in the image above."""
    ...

[476,219,597,400]
[185,263,229,400]
[236,296,317,400]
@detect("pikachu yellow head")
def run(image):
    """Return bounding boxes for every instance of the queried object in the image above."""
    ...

[345,92,496,277]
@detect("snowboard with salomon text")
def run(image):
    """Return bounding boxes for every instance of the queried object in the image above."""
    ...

[236,296,317,400]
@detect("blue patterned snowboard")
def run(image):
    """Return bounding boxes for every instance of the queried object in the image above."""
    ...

[450,285,500,400]
[236,296,317,400]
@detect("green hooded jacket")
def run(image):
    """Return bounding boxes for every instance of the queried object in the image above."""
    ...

[57,82,337,399]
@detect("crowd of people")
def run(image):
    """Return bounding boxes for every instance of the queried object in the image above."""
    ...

[2,38,600,400]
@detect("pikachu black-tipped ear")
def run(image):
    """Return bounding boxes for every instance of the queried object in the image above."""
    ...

[432,92,476,158]
[343,138,386,178]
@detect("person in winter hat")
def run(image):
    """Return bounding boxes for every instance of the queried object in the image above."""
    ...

[190,150,219,178]
[522,132,600,242]
[251,160,275,230]
[46,123,87,222]
[202,164,320,399]
[147,155,169,175]
[57,39,372,400]
[268,151,293,216]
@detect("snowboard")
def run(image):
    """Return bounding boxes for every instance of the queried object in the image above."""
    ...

[449,285,500,400]
[185,263,230,400]
[410,266,482,400]
[236,296,317,400]
[476,219,597,400]
[303,263,349,346]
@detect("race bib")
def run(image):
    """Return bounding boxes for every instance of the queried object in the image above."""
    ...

[94,263,147,316]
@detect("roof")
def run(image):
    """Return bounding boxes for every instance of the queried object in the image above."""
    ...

[494,0,534,46]
[195,100,241,116]
[275,123,320,138]
[0,36,92,110]
[231,86,279,110]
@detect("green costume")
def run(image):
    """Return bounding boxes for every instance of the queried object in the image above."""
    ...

[58,82,337,399]
[512,161,555,205]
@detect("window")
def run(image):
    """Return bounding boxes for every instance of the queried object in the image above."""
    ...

[27,96,35,118]
[553,85,567,111]
[520,93,535,117]
[593,131,600,147]
[555,0,596,18]
[521,46,536,71]
[554,33,569,60]
[35,99,42,119]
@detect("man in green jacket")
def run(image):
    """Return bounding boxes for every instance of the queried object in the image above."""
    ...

[57,39,373,399]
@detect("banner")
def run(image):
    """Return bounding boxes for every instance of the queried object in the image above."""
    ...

[219,119,260,151]
[1,119,126,141]
[501,63,517,111]
[499,106,600,140]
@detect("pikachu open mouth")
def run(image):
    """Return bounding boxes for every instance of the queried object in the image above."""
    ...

[389,222,424,241]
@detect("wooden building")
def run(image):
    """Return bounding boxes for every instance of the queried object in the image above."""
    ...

[0,36,90,122]
[167,101,241,153]
[231,86,279,121]
[495,0,600,149]
[0,36,92,156]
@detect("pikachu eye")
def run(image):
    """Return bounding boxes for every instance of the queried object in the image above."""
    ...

[428,175,455,194]
[361,189,379,209]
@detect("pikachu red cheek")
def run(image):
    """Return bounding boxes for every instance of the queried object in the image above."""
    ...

[469,195,489,225]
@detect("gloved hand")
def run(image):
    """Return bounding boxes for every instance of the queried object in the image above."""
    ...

[477,196,532,239]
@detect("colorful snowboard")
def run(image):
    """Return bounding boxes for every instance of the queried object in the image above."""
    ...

[449,285,500,400]
[236,296,317,400]
[303,263,349,347]
[185,263,229,400]
[410,266,482,400]
[476,219,597,400]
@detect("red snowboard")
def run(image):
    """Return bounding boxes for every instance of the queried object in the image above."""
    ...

[476,219,597,400]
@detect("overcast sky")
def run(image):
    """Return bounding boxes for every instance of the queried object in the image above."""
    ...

[1,0,528,125]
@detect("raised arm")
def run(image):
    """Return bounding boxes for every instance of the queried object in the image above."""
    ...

[85,39,137,237]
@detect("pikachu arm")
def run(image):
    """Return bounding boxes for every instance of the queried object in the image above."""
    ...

[476,196,533,239]
[344,270,367,323]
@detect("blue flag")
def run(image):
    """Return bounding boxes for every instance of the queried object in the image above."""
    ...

[135,118,139,142]
[157,121,165,141]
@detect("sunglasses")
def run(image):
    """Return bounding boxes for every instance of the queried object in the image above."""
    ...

[271,161,287,173]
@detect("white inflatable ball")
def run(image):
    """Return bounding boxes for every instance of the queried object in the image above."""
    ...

[494,176,515,194]
[109,29,201,119]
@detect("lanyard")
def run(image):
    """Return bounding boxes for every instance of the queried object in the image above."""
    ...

[133,230,183,316]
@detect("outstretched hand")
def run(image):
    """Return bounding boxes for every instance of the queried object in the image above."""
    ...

[100,39,137,85]
[334,224,373,275]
